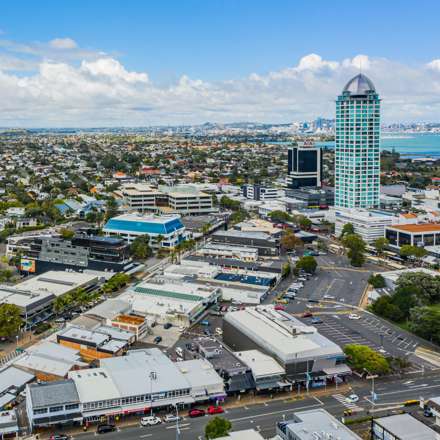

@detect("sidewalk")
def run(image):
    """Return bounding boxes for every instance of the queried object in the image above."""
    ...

[38,383,351,439]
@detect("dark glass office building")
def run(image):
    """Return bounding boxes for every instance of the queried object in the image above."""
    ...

[286,141,322,189]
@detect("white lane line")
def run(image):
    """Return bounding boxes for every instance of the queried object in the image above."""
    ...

[313,396,324,405]
[229,403,322,423]
[139,435,152,438]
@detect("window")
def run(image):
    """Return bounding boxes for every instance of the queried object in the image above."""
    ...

[49,406,63,413]
[34,408,48,415]
[65,403,79,410]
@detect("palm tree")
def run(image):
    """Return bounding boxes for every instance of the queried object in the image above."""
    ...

[53,296,66,315]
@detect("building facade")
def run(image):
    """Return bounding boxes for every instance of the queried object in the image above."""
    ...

[335,74,381,209]
[286,140,322,189]
[241,184,281,201]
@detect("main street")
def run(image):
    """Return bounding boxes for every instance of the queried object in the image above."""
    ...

[74,372,440,440]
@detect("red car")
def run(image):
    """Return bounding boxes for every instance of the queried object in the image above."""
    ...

[207,405,224,415]
[274,305,285,311]
[188,408,205,418]
[302,312,313,318]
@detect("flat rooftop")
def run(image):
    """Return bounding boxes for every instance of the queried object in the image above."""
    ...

[374,414,437,440]
[224,306,344,363]
[235,350,284,378]
[281,408,361,439]
[387,223,440,233]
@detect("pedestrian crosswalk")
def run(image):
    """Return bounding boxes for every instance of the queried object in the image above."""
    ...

[332,393,362,411]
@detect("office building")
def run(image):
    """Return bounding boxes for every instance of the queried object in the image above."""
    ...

[0,271,98,329]
[114,183,215,215]
[286,140,322,189]
[241,184,281,201]
[385,223,440,249]
[223,306,350,383]
[334,208,398,243]
[17,235,131,275]
[211,230,279,256]
[335,73,381,209]
[285,187,334,208]
[26,379,82,430]
[103,213,187,247]
[277,408,362,440]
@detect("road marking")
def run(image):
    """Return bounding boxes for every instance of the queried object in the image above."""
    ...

[229,403,322,423]
[165,423,190,430]
[313,396,324,405]
[139,435,152,438]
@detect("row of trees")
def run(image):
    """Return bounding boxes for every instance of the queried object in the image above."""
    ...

[344,343,410,375]
[268,210,312,229]
[371,272,440,343]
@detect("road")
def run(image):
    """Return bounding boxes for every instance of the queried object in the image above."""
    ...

[72,372,440,440]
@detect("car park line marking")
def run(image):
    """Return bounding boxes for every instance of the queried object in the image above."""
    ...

[140,435,153,438]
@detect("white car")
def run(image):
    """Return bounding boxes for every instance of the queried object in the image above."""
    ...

[345,394,359,403]
[163,414,182,423]
[215,327,223,336]
[141,416,162,426]
[348,313,361,320]
[175,347,183,356]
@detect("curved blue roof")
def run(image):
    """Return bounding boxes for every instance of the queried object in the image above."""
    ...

[104,217,184,235]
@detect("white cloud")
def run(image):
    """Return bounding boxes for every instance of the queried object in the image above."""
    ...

[0,47,440,126]
[49,38,78,50]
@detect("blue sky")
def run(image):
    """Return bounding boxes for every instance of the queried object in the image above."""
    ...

[0,0,440,126]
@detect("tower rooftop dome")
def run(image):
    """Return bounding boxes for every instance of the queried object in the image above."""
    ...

[343,73,376,95]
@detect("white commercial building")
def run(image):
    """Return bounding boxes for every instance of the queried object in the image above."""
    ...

[103,213,187,247]
[223,306,350,382]
[197,243,259,262]
[380,268,440,290]
[334,208,398,243]
[0,271,98,328]
[120,278,220,325]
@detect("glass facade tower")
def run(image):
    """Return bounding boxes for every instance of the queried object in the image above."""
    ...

[335,74,381,208]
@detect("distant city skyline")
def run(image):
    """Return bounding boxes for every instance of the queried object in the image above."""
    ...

[1,1,440,126]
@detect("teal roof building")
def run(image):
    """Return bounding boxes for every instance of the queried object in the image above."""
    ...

[335,74,381,209]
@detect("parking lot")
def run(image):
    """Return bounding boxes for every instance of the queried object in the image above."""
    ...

[297,310,438,371]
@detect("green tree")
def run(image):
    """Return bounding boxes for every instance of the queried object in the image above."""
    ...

[220,196,240,211]
[293,215,312,230]
[396,272,440,304]
[344,344,390,375]
[205,417,232,439]
[373,237,389,256]
[400,245,427,260]
[60,228,75,239]
[296,255,317,274]
[53,296,67,315]
[342,233,366,267]
[368,274,386,289]
[268,210,292,223]
[281,262,291,278]
[371,296,404,322]
[339,222,354,238]
[105,197,119,221]
[0,304,22,338]
[130,235,152,259]
[409,306,440,344]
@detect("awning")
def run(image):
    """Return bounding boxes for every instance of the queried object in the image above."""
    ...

[256,381,280,391]
[323,364,352,375]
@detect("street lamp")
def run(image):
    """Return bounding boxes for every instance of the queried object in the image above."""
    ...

[364,369,378,410]
[174,403,180,440]
[149,371,157,416]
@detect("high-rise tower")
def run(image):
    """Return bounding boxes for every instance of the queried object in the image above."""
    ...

[334,74,380,208]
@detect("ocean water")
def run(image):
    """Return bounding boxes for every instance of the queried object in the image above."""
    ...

[315,133,440,158]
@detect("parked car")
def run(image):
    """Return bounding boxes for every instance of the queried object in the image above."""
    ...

[200,320,210,326]
[310,317,323,324]
[274,305,285,311]
[215,327,223,336]
[302,312,313,318]
[348,314,361,320]
[188,408,206,418]
[207,405,224,415]
[203,329,211,336]
[153,336,162,344]
[175,346,183,356]
[140,416,162,426]
[49,435,69,440]
[424,407,433,417]
[97,424,116,434]
[163,323,173,329]
[163,414,182,423]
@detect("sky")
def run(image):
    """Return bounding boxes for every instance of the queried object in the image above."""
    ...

[1,0,440,127]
